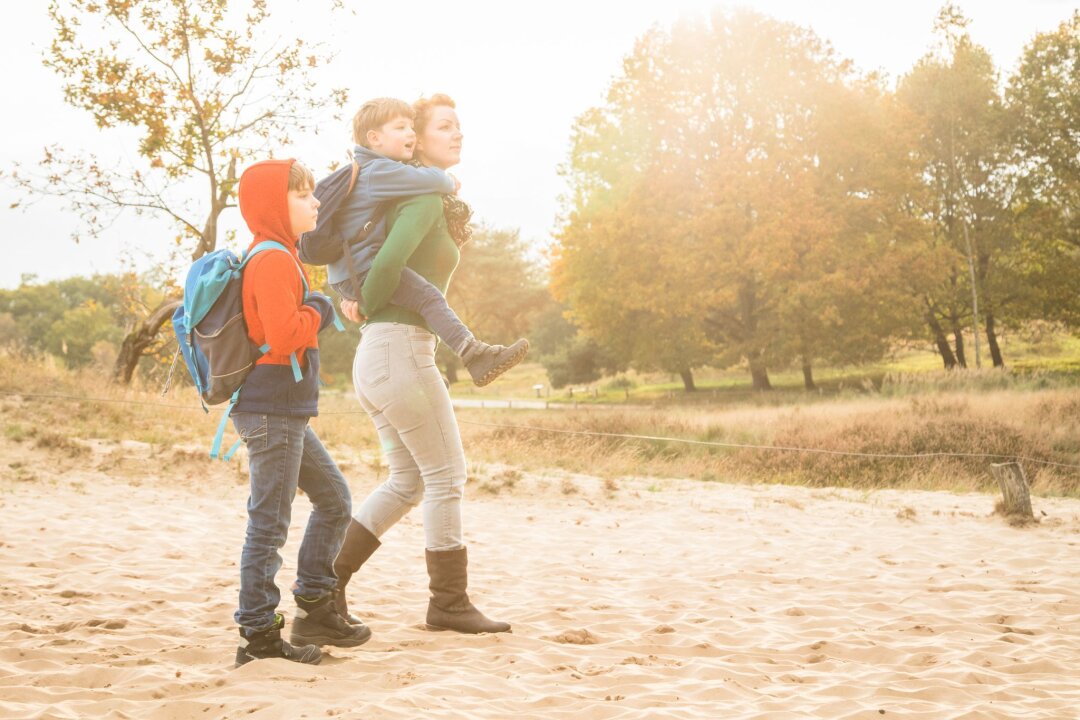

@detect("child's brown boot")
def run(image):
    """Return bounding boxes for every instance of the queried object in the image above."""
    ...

[461,339,529,387]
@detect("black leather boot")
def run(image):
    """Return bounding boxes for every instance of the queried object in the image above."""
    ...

[235,614,321,667]
[425,547,511,634]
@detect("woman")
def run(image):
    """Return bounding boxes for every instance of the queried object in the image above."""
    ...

[334,94,509,635]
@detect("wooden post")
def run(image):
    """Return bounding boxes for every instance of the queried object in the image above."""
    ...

[990,462,1034,522]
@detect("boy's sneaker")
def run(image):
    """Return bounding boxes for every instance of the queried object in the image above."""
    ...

[461,339,530,387]
[290,593,372,648]
[235,614,321,667]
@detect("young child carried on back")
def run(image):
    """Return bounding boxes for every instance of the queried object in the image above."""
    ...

[230,159,369,667]
[321,97,528,387]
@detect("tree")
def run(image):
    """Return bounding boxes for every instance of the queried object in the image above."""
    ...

[0,274,136,368]
[446,226,549,343]
[542,335,619,390]
[1007,11,1080,330]
[554,165,717,392]
[8,0,346,383]
[898,5,1021,368]
[529,298,579,359]
[439,225,548,382]
[527,294,622,389]
[779,76,940,386]
[1008,11,1080,252]
[556,10,926,391]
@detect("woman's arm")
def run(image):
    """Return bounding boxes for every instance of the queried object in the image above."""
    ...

[359,194,443,317]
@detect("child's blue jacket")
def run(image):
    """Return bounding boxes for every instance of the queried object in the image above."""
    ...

[326,146,455,287]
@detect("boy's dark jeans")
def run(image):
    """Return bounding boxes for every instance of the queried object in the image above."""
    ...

[332,266,473,355]
[232,412,352,631]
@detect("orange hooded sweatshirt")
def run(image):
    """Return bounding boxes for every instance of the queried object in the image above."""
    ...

[234,159,325,417]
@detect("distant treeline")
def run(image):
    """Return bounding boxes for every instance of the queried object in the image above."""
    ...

[551,8,1080,391]
[7,9,1080,393]
[0,227,590,389]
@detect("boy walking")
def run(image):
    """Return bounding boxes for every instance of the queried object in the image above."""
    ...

[316,97,528,387]
[232,159,367,667]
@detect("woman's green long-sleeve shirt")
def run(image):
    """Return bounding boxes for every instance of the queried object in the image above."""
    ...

[358,193,460,329]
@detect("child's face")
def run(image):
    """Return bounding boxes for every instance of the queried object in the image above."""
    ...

[287,184,320,238]
[415,106,463,170]
[367,115,416,161]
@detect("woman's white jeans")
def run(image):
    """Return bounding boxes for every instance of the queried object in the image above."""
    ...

[351,323,465,551]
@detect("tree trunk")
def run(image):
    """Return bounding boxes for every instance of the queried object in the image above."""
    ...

[679,368,696,392]
[113,297,182,385]
[802,357,816,391]
[748,354,772,391]
[443,360,459,385]
[192,156,236,260]
[951,320,967,369]
[926,303,957,369]
[985,312,1004,368]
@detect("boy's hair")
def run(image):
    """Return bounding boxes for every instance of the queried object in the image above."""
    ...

[352,98,415,147]
[288,161,315,191]
[413,94,457,137]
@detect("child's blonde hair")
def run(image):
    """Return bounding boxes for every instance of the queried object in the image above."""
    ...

[352,98,414,147]
[288,161,315,191]
[413,94,457,137]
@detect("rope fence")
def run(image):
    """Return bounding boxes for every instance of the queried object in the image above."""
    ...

[3,389,1078,471]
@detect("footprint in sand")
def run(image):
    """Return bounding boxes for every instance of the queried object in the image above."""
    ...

[546,629,599,645]
[58,589,91,598]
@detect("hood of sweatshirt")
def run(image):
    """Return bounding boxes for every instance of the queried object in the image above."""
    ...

[238,159,297,248]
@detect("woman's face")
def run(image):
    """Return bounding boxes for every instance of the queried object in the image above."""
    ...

[415,105,463,170]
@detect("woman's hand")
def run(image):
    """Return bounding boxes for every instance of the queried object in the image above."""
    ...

[339,298,365,324]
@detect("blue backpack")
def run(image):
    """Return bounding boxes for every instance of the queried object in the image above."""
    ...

[298,160,360,266]
[171,241,342,460]
[298,160,388,288]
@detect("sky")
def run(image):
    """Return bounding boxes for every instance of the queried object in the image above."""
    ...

[1,0,1077,289]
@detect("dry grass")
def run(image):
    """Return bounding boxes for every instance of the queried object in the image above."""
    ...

[443,392,1080,496]
[2,349,1077,497]
[992,498,1041,527]
[0,350,211,448]
[476,468,522,495]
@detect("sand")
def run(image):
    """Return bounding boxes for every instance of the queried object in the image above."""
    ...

[1,436,1079,719]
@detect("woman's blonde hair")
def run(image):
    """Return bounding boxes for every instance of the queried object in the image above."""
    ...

[413,94,457,137]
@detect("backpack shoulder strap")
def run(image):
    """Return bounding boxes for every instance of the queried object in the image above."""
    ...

[347,159,360,195]
[341,160,366,298]
[367,201,390,233]
[242,240,291,265]
[238,240,309,383]
[242,241,309,297]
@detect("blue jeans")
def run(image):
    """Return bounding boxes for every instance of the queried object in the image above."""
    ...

[232,412,352,631]
[332,267,474,355]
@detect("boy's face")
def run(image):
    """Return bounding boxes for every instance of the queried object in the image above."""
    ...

[367,115,416,161]
[288,184,320,238]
